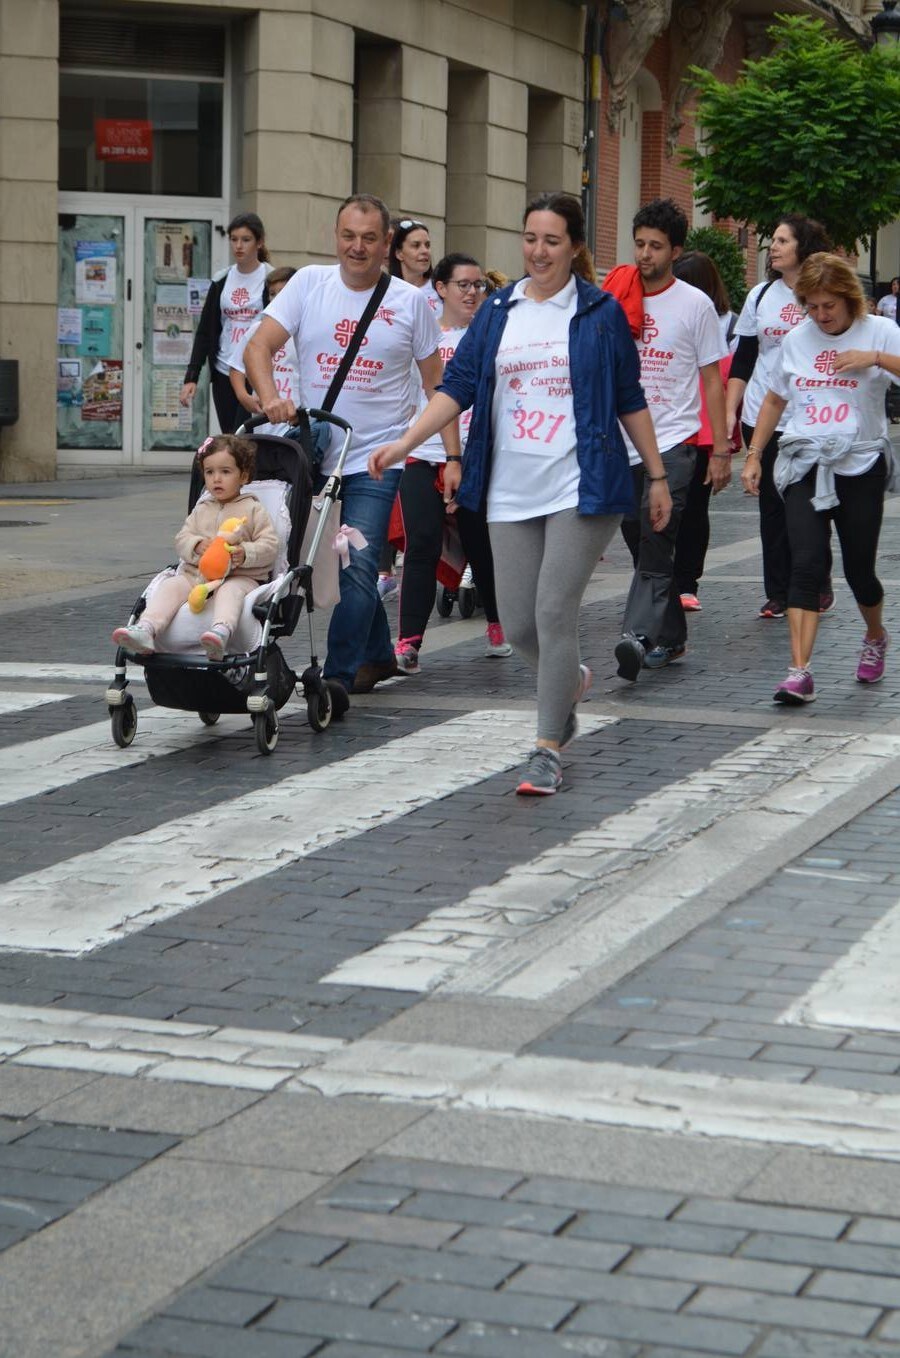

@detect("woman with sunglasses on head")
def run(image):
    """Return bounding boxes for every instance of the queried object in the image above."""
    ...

[390,217,441,315]
[377,217,442,599]
[370,192,670,797]
[180,212,273,434]
[393,253,511,673]
[744,253,900,704]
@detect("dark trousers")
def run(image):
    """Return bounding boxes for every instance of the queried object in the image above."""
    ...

[398,460,446,642]
[397,461,501,641]
[211,369,243,435]
[741,421,832,602]
[620,442,696,649]
[673,448,713,596]
[456,502,500,624]
[783,459,886,612]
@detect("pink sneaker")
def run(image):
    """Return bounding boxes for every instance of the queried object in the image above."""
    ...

[394,638,421,674]
[773,667,815,705]
[485,622,512,657]
[857,631,889,684]
[680,593,702,612]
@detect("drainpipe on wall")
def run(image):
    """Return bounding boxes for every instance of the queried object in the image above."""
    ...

[582,4,602,256]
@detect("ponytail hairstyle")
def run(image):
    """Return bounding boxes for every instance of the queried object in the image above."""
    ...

[390,217,432,280]
[523,192,595,283]
[227,212,269,264]
[767,214,832,281]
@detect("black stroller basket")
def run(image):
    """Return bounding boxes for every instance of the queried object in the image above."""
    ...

[107,409,353,755]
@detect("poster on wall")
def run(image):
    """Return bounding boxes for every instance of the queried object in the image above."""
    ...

[57,309,82,346]
[187,278,212,316]
[154,224,194,282]
[74,242,117,305]
[82,360,123,422]
[78,307,112,359]
[57,359,83,406]
[150,369,192,432]
[152,303,193,365]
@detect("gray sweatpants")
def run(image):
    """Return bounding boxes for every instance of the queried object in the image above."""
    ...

[489,509,620,743]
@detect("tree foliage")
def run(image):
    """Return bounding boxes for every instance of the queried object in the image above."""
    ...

[684,226,748,312]
[681,15,900,253]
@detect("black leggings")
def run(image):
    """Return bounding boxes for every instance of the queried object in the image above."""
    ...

[211,368,243,434]
[397,459,500,643]
[783,459,886,612]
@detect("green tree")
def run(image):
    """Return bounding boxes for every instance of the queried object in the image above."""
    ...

[681,14,900,253]
[684,226,748,312]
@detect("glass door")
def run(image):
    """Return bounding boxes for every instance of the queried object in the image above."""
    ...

[58,201,225,467]
[57,213,130,456]
[134,212,215,460]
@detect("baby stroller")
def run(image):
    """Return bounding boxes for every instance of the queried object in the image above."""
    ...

[106,408,352,756]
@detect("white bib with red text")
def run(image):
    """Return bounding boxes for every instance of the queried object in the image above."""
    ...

[488,276,579,522]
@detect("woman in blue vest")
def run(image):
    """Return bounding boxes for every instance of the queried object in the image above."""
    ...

[369,192,671,797]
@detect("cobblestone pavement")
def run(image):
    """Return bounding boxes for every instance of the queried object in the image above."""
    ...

[4,473,900,1356]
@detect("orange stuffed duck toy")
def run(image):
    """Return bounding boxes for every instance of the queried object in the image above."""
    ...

[188,517,247,613]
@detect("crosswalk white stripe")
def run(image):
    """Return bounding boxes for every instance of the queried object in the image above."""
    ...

[0,710,611,956]
[0,705,301,810]
[781,895,900,1035]
[0,691,75,716]
[0,663,146,684]
[320,728,858,995]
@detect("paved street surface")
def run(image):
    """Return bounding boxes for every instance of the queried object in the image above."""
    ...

[4,465,900,1356]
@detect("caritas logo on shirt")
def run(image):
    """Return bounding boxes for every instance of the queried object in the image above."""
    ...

[638,313,673,360]
[334,318,369,350]
[231,286,250,308]
[813,349,838,377]
[780,302,805,327]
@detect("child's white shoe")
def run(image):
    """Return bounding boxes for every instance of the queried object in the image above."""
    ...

[112,624,155,655]
[200,628,230,661]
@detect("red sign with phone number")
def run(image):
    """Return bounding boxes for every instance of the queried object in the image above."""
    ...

[94,120,153,163]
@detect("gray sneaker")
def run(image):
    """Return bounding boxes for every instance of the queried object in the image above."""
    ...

[615,633,645,681]
[516,747,563,796]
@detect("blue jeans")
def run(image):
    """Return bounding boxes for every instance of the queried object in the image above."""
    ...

[318,468,401,690]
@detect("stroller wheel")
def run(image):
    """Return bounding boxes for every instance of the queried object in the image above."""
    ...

[253,708,278,755]
[198,711,220,726]
[307,683,333,733]
[110,696,137,749]
[436,586,454,618]
[458,586,475,619]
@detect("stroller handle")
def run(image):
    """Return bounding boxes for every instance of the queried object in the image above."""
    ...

[237,409,352,436]
[306,408,351,434]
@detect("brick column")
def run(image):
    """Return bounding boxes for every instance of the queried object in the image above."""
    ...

[243,11,355,265]
[0,0,58,480]
[446,70,528,279]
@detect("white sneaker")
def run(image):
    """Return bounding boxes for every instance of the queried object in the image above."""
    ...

[112,624,155,656]
[461,564,474,589]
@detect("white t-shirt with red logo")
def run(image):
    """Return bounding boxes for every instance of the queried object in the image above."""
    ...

[769,314,900,464]
[489,276,580,522]
[413,323,472,464]
[622,277,726,466]
[265,266,441,476]
[735,278,806,428]
[216,263,269,375]
[231,318,300,437]
[420,280,442,315]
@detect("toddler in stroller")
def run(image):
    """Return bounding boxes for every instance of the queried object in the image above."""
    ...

[113,434,278,661]
[107,411,353,754]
